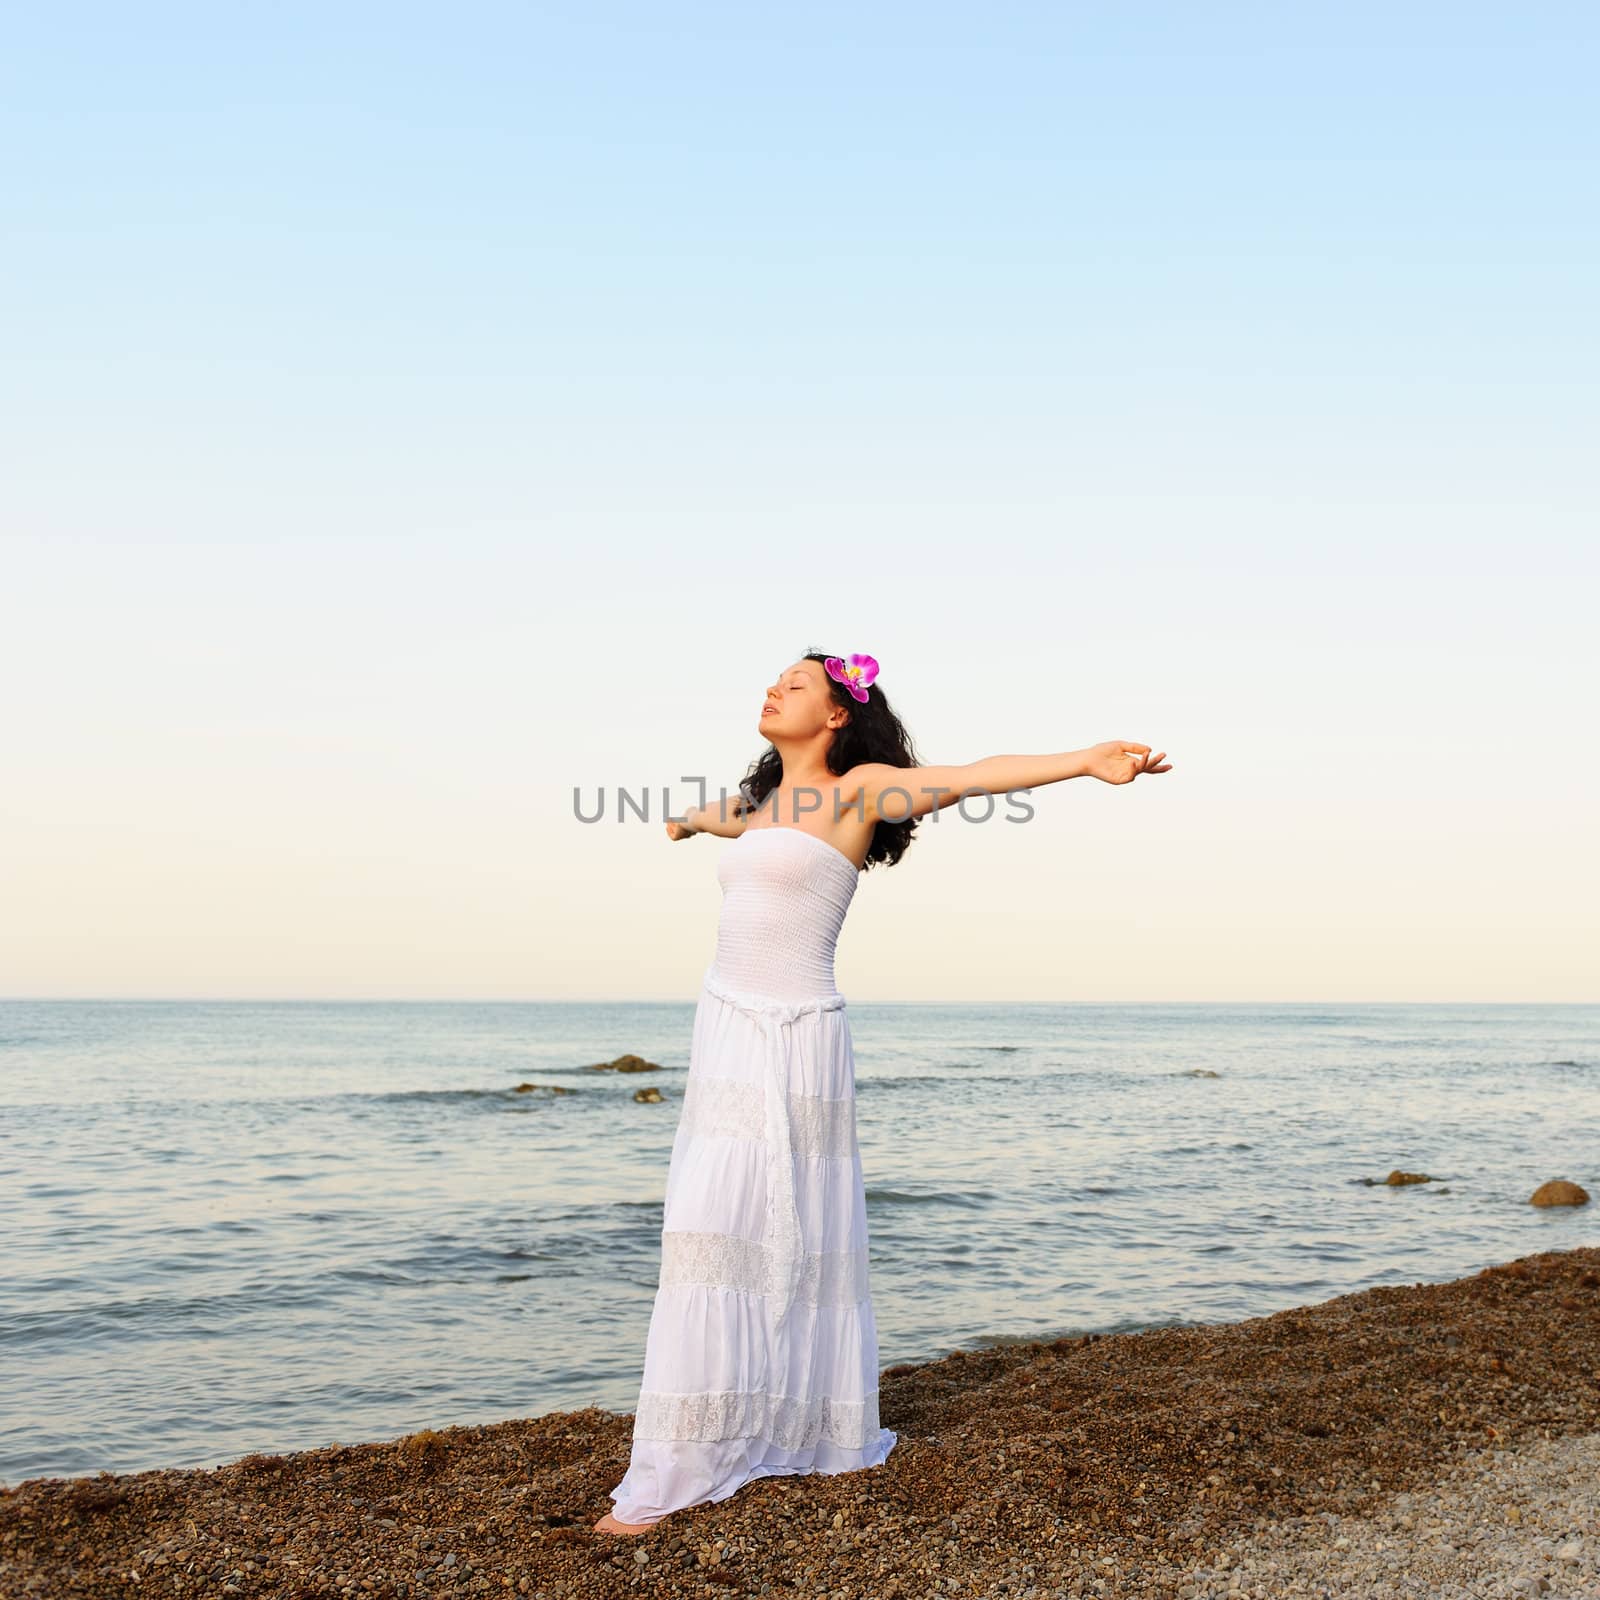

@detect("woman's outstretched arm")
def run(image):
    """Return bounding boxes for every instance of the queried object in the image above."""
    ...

[847,742,1171,824]
[666,787,751,841]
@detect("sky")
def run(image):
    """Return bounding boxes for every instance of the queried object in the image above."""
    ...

[1,3,1595,1001]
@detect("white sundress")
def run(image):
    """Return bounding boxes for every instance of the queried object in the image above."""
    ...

[608,824,897,1523]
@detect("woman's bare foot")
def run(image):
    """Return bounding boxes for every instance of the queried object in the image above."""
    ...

[593,1510,662,1536]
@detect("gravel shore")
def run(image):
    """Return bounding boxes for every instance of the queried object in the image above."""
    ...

[4,1245,1596,1599]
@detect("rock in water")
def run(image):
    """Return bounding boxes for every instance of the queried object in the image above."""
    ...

[584,1053,662,1073]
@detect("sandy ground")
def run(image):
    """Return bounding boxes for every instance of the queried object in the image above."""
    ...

[3,1245,1597,1599]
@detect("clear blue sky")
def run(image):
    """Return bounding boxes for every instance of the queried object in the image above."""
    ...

[2,5,1595,998]
[5,4,1595,453]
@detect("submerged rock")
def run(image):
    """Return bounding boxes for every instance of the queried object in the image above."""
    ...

[1530,1179,1589,1207]
[585,1053,661,1074]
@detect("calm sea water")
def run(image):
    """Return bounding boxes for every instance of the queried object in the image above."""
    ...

[2,997,1595,1485]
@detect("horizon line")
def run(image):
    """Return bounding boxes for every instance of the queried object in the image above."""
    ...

[2,995,1595,1007]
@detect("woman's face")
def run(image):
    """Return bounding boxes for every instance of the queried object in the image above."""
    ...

[759,659,839,739]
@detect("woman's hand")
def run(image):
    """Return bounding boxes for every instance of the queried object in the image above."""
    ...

[665,817,698,841]
[1084,741,1171,785]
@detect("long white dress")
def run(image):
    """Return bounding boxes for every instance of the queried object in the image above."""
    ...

[608,823,897,1524]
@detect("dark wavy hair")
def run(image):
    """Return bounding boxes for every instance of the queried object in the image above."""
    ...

[738,649,924,871]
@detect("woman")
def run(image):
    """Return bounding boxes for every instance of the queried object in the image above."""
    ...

[596,650,1170,1534]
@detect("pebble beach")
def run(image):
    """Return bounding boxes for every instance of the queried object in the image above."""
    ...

[4,1244,1597,1600]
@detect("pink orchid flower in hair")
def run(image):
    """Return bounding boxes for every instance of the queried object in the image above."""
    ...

[824,653,879,703]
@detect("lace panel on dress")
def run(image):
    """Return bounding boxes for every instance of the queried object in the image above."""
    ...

[677,1073,858,1159]
[660,1230,871,1307]
[633,1385,882,1448]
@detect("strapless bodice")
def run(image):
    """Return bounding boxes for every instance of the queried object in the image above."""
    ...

[706,826,860,1001]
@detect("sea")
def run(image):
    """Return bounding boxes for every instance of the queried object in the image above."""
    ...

[1,997,1595,1486]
